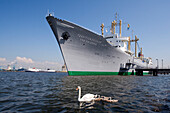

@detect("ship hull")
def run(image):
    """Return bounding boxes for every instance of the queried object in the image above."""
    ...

[46,15,151,76]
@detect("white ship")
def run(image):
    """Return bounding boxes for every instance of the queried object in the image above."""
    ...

[46,13,154,76]
[25,67,41,72]
[40,69,56,73]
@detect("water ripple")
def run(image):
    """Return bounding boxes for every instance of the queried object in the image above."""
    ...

[0,72,169,112]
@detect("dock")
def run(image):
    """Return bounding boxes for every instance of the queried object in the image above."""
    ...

[135,68,170,76]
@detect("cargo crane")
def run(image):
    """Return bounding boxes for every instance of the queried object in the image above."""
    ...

[12,62,17,71]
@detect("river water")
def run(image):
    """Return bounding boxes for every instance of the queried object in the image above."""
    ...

[0,72,169,112]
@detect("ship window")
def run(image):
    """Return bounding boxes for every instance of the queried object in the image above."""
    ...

[117,57,120,59]
[83,43,85,45]
[112,56,115,58]
[116,40,118,42]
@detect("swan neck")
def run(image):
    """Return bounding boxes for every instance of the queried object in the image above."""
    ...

[78,87,81,101]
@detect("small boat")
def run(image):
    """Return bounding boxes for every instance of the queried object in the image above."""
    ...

[38,68,56,73]
[42,69,56,73]
[25,67,41,72]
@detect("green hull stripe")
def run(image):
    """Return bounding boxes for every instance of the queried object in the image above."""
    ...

[143,72,149,75]
[68,71,149,76]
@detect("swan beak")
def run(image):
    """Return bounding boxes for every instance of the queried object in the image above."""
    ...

[76,88,78,90]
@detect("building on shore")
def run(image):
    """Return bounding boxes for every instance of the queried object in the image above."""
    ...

[7,65,12,71]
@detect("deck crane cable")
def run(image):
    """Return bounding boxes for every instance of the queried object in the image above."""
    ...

[137,42,141,51]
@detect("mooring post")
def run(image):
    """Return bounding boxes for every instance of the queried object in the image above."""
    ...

[153,70,158,76]
[139,70,143,76]
[153,70,155,76]
[156,70,158,76]
[141,70,143,76]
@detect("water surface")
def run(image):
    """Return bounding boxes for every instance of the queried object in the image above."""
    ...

[0,72,169,112]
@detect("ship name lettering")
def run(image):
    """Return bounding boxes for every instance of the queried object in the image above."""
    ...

[78,34,101,44]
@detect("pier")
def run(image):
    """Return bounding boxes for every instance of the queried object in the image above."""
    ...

[135,68,170,76]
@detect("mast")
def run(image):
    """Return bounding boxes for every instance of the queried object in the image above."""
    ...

[119,20,122,38]
[128,37,131,51]
[140,47,143,59]
[131,35,139,57]
[101,23,104,36]
[111,20,116,34]
[135,35,139,57]
[111,21,114,34]
[111,13,118,35]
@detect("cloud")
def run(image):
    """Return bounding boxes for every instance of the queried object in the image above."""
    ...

[0,56,63,71]
[0,57,6,62]
[43,61,61,65]
[16,56,34,63]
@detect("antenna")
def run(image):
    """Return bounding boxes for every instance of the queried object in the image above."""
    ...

[115,12,118,23]
[47,9,49,15]
[46,10,55,17]
[46,9,50,17]
[132,30,134,40]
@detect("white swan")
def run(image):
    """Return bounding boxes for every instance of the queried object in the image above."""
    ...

[76,86,96,102]
[76,86,118,103]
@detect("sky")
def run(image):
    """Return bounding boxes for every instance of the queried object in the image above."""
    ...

[0,0,170,70]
